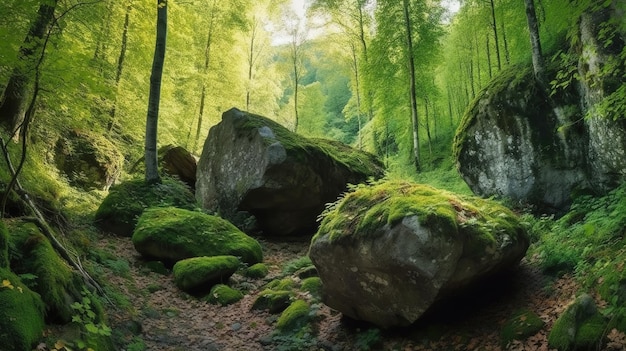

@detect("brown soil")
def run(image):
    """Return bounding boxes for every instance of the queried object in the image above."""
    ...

[95,234,581,351]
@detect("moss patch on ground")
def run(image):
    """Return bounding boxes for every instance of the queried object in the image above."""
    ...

[314,180,527,260]
[95,178,197,236]
[172,256,240,292]
[276,299,312,332]
[132,207,263,264]
[245,263,269,279]
[0,267,45,351]
[500,309,545,347]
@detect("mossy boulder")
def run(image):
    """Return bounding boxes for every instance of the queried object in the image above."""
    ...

[300,277,322,300]
[132,207,263,264]
[7,220,83,323]
[276,299,311,332]
[54,129,123,190]
[0,220,8,268]
[245,263,269,279]
[205,284,244,306]
[0,267,45,351]
[548,294,607,351]
[172,256,240,292]
[95,178,197,236]
[252,289,293,314]
[501,309,545,347]
[309,180,530,328]
[196,108,385,236]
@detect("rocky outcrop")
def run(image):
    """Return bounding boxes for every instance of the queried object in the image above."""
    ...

[54,129,123,190]
[160,145,197,189]
[309,181,529,328]
[196,108,384,236]
[454,6,626,213]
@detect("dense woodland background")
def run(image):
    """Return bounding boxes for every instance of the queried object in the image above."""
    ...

[1,0,626,350]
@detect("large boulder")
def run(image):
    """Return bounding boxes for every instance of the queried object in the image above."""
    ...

[454,6,626,213]
[132,207,263,265]
[309,181,529,328]
[54,129,123,190]
[196,108,384,236]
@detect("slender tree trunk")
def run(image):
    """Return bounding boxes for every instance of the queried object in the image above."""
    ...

[0,0,58,138]
[194,0,217,151]
[350,42,363,150]
[290,27,302,133]
[524,0,547,90]
[107,0,133,132]
[489,0,501,71]
[93,1,115,64]
[246,17,261,112]
[468,58,475,98]
[403,0,420,172]
[424,97,433,161]
[474,32,482,87]
[145,0,167,184]
[486,34,493,79]
[501,15,510,65]
[447,86,454,127]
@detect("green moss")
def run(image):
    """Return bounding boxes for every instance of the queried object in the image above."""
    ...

[205,284,244,306]
[8,220,83,323]
[282,256,313,275]
[314,180,526,260]
[251,289,293,314]
[300,277,322,300]
[172,256,240,292]
[143,261,169,275]
[500,309,545,347]
[95,177,197,236]
[266,278,295,291]
[245,263,269,278]
[276,299,311,332]
[548,294,607,351]
[0,267,45,351]
[132,207,263,264]
[0,220,8,268]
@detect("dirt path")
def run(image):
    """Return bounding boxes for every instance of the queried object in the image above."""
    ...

[95,234,578,351]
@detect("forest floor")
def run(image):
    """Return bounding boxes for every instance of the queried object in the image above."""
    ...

[95,234,582,351]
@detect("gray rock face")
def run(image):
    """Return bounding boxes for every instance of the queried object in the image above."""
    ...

[196,108,384,236]
[454,8,626,212]
[309,181,529,328]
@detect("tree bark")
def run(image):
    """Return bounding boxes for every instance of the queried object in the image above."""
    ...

[0,0,58,137]
[403,0,420,172]
[350,41,363,150]
[489,0,501,71]
[524,0,547,90]
[107,0,134,132]
[145,0,167,184]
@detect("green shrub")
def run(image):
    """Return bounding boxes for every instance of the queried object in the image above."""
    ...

[282,256,313,275]
[0,267,45,351]
[95,177,197,236]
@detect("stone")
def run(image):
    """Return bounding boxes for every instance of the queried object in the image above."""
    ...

[196,108,384,236]
[160,145,197,189]
[205,284,244,306]
[172,256,240,292]
[54,129,123,190]
[309,181,529,328]
[132,207,263,265]
[548,294,607,351]
[454,8,626,213]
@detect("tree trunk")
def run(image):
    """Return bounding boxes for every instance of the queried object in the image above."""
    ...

[486,34,493,79]
[107,0,133,132]
[524,0,547,90]
[145,0,167,184]
[403,0,420,172]
[489,0,501,71]
[290,28,302,133]
[246,17,261,112]
[501,15,510,65]
[0,0,58,137]
[357,1,374,123]
[350,42,363,150]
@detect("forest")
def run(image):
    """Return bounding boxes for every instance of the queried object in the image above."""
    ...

[1,0,625,350]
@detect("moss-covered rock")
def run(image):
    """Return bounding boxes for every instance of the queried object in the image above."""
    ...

[501,309,545,347]
[252,289,293,314]
[95,178,197,236]
[132,207,263,264]
[0,220,8,268]
[310,180,529,328]
[172,256,240,292]
[0,267,45,351]
[548,294,607,351]
[276,299,311,332]
[7,220,83,323]
[205,284,244,306]
[245,263,269,278]
[54,129,124,191]
[196,108,385,236]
